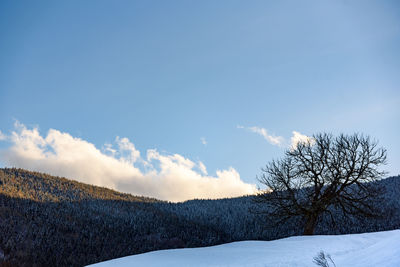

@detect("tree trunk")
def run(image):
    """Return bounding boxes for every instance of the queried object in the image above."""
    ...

[303,213,319,235]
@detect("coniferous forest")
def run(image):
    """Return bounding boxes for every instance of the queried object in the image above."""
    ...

[0,168,399,266]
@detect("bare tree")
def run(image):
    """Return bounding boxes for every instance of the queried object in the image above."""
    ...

[255,133,387,235]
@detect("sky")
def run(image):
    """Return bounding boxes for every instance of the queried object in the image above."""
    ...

[0,0,399,201]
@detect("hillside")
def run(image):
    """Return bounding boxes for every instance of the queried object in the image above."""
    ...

[0,168,229,266]
[0,168,399,266]
[89,229,400,267]
[0,168,158,203]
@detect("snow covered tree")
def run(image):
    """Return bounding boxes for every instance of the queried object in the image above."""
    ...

[255,133,387,235]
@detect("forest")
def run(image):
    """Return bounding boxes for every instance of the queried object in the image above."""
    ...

[0,168,399,266]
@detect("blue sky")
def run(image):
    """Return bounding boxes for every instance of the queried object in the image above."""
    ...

[0,1,399,200]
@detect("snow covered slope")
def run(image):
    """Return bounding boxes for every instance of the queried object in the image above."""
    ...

[89,229,400,267]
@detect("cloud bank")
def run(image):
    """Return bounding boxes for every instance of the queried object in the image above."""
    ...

[0,122,257,202]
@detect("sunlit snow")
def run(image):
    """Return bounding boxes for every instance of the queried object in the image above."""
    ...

[88,229,400,267]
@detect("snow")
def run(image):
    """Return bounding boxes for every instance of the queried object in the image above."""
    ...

[88,229,400,267]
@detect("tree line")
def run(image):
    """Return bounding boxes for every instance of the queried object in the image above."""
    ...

[0,167,398,266]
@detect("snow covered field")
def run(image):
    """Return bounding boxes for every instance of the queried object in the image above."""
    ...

[89,229,400,267]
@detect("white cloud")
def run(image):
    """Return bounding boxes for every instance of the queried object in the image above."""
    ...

[238,125,312,150]
[0,130,6,141]
[0,122,257,202]
[198,161,208,175]
[290,131,314,150]
[116,136,141,164]
[200,137,207,145]
[238,125,284,146]
[103,143,117,156]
